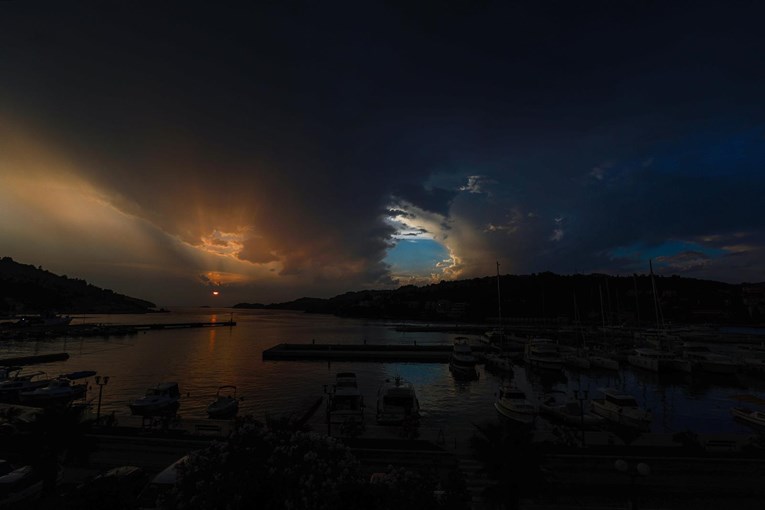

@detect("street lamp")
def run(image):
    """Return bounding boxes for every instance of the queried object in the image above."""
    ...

[614,459,651,509]
[94,375,110,424]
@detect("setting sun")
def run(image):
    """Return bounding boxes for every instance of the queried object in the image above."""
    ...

[212,290,220,296]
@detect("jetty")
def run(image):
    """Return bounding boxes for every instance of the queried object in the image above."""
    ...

[262,343,488,362]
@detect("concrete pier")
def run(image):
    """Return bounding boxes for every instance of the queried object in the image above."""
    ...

[262,343,489,362]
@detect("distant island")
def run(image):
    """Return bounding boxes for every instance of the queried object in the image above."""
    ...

[236,272,765,326]
[0,257,156,314]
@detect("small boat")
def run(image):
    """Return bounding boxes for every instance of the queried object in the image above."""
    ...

[329,373,365,430]
[449,339,478,379]
[376,376,419,425]
[540,391,604,428]
[129,382,181,417]
[731,407,765,431]
[0,459,44,506]
[207,385,239,419]
[561,348,591,370]
[494,382,536,425]
[19,377,87,407]
[590,388,651,431]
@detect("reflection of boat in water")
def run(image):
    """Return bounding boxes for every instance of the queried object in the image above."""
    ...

[540,391,604,428]
[376,376,419,425]
[494,382,536,425]
[329,373,365,429]
[207,385,239,419]
[731,407,765,431]
[449,339,478,379]
[590,388,651,431]
[129,382,181,417]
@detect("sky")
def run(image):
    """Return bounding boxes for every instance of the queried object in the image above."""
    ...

[1,1,763,306]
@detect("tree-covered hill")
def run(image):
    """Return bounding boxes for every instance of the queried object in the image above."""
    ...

[0,257,156,314]
[236,272,765,325]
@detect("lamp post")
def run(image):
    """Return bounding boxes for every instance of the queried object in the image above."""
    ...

[94,375,110,424]
[614,459,651,509]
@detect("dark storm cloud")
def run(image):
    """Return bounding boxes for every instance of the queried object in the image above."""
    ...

[1,0,764,304]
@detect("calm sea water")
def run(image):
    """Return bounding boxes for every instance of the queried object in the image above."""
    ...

[2,308,763,435]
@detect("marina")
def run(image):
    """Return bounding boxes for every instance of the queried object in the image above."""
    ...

[3,308,765,508]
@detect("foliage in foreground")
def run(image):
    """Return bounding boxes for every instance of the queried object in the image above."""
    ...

[167,418,469,510]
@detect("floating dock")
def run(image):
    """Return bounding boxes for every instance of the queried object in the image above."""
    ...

[262,343,488,362]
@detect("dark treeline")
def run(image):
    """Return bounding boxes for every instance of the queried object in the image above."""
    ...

[237,272,765,326]
[0,257,156,314]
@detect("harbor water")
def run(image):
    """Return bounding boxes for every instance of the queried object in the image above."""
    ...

[1,308,763,436]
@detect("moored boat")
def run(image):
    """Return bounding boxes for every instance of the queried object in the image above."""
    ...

[329,373,365,430]
[19,377,87,407]
[449,339,478,379]
[376,376,419,425]
[207,385,239,419]
[540,391,605,428]
[494,382,536,425]
[129,382,181,417]
[0,372,50,404]
[0,459,44,507]
[524,339,564,371]
[590,388,651,431]
[731,407,765,431]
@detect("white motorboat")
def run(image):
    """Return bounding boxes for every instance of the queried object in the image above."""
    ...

[494,382,536,425]
[588,354,620,371]
[590,388,652,431]
[129,382,181,417]
[731,407,765,431]
[0,372,50,403]
[539,391,604,428]
[19,377,87,407]
[560,347,591,370]
[376,376,419,425]
[0,459,44,506]
[449,339,478,379]
[207,385,239,419]
[329,373,365,430]
[524,339,564,371]
[627,348,676,372]
[682,344,739,374]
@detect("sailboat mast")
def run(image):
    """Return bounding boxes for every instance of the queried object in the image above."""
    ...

[496,261,503,333]
[650,260,664,329]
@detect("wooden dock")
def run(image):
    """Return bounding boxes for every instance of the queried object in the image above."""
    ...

[262,343,488,362]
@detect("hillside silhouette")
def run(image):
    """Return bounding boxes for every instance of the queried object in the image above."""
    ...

[236,272,765,326]
[1,257,156,314]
